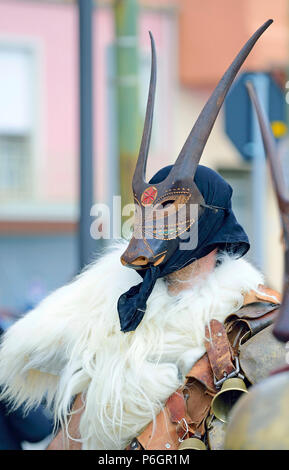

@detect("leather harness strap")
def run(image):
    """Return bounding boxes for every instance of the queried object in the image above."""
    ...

[243,284,281,306]
[166,391,195,440]
[204,319,235,381]
[126,285,281,451]
[135,404,179,450]
[186,353,215,393]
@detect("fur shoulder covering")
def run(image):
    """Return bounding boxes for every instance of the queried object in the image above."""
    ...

[0,241,264,449]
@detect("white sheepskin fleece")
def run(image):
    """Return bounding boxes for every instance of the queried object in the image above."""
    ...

[0,241,264,450]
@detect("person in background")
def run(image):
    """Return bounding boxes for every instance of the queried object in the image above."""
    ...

[0,326,53,450]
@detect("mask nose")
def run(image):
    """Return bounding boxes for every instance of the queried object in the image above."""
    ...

[121,254,150,267]
[120,238,152,268]
[120,237,166,269]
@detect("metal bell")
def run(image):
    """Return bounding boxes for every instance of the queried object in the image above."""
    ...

[224,372,289,450]
[211,377,248,423]
[178,438,207,450]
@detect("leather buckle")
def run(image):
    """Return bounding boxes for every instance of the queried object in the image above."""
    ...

[177,418,189,443]
[213,356,244,389]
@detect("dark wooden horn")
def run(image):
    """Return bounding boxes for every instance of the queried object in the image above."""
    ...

[133,32,156,188]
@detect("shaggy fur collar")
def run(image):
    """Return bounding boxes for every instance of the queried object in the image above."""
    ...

[0,241,264,449]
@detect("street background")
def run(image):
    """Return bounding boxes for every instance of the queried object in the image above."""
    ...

[0,0,287,325]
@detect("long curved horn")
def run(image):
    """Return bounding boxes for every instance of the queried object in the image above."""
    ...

[169,19,273,180]
[246,81,289,343]
[133,31,156,188]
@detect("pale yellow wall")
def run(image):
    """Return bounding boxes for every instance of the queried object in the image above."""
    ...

[265,168,283,291]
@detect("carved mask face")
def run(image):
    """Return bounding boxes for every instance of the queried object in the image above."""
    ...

[121,21,273,271]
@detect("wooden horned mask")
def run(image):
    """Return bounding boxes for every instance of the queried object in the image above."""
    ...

[120,20,273,271]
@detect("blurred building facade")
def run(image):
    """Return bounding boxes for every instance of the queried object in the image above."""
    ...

[0,0,287,314]
[0,0,178,313]
[176,0,289,291]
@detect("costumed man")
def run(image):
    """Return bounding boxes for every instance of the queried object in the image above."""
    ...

[223,81,289,450]
[0,20,281,450]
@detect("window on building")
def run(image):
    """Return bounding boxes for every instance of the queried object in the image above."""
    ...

[0,46,35,200]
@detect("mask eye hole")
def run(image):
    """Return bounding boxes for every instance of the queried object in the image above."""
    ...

[156,199,175,210]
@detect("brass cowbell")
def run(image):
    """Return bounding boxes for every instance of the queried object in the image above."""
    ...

[178,438,207,450]
[211,377,248,423]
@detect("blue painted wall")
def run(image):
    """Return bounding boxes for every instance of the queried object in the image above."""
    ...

[0,234,78,313]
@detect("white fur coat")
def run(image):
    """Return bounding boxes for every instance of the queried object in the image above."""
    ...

[0,241,264,449]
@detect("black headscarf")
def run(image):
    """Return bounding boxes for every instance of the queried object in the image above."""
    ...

[117,165,249,332]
